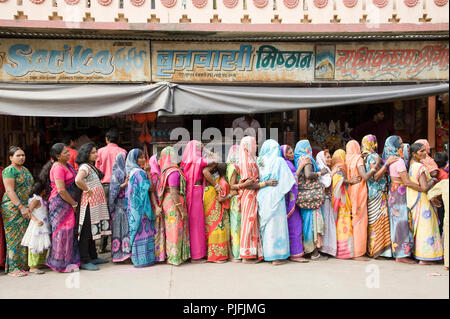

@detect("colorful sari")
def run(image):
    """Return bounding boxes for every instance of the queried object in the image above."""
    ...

[280,145,304,258]
[316,150,337,257]
[294,140,325,255]
[383,136,413,258]
[158,146,190,266]
[362,134,392,258]
[226,145,241,260]
[331,150,354,259]
[0,166,6,268]
[126,149,155,267]
[180,140,208,260]
[346,140,368,258]
[238,136,263,260]
[204,172,229,262]
[149,154,165,262]
[46,163,80,272]
[257,140,295,261]
[1,166,33,273]
[109,153,131,262]
[408,162,443,261]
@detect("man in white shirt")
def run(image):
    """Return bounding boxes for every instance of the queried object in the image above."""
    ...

[232,114,261,138]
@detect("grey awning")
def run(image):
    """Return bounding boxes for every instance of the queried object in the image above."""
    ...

[1,82,448,117]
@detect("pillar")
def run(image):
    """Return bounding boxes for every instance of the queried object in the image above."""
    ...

[427,96,436,152]
[298,109,308,140]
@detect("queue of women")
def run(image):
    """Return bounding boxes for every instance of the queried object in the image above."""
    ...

[0,134,448,277]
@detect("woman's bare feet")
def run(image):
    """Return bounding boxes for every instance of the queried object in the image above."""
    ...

[242,258,259,264]
[7,271,27,277]
[212,260,227,264]
[419,260,435,265]
[396,258,417,264]
[191,258,207,264]
[290,257,309,263]
[352,256,370,261]
[230,258,242,263]
[272,260,287,266]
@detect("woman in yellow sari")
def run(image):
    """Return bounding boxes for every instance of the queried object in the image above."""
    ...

[331,150,360,259]
[407,143,443,264]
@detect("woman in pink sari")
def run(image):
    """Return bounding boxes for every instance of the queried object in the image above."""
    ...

[180,140,215,263]
[346,140,378,261]
[149,155,165,262]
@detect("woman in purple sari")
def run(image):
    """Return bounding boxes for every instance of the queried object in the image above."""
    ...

[280,145,308,263]
[46,143,80,272]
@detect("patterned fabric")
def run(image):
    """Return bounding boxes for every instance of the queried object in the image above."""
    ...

[408,162,443,261]
[126,149,155,267]
[46,163,80,272]
[226,161,241,259]
[158,146,190,265]
[316,151,332,188]
[361,134,377,157]
[294,140,318,171]
[257,140,294,261]
[296,171,325,210]
[181,140,208,260]
[0,167,5,268]
[346,140,368,258]
[204,173,229,262]
[21,195,51,255]
[1,166,33,273]
[382,136,402,160]
[414,139,439,173]
[109,153,131,262]
[388,183,414,258]
[280,145,304,257]
[78,164,111,240]
[238,136,263,260]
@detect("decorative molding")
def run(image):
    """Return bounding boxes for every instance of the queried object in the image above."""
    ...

[433,0,448,6]
[115,13,128,22]
[359,14,369,22]
[14,11,28,20]
[418,13,431,22]
[64,0,81,4]
[313,0,328,8]
[403,0,419,7]
[343,0,358,7]
[301,14,312,23]
[29,0,46,4]
[161,0,177,7]
[283,0,299,8]
[372,0,388,7]
[192,0,208,8]
[223,0,238,8]
[179,14,192,23]
[48,12,63,21]
[271,14,282,23]
[241,14,251,23]
[83,12,95,22]
[330,14,341,23]
[147,14,160,22]
[253,0,269,8]
[388,13,401,22]
[210,14,222,23]
[131,0,146,6]
[97,0,113,5]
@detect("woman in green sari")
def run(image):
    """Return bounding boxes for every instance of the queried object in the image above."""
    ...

[1,146,34,277]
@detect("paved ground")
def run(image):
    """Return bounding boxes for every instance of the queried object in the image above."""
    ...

[0,253,448,299]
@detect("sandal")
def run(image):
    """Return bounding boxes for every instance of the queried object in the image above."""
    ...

[7,271,27,277]
[30,268,45,275]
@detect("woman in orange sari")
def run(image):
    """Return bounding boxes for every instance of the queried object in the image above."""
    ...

[346,140,378,261]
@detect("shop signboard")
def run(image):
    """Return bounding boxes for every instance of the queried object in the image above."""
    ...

[335,42,449,81]
[151,41,315,83]
[0,39,151,82]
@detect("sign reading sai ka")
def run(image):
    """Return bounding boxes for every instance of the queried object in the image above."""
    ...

[0,39,150,82]
[152,41,315,82]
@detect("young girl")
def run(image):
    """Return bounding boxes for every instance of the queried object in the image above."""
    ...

[21,181,52,274]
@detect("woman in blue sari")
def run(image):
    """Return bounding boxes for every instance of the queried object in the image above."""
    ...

[294,140,328,260]
[125,149,156,267]
[257,140,295,265]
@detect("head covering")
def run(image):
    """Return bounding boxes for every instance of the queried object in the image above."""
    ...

[414,139,439,172]
[294,139,318,171]
[280,145,293,160]
[361,134,377,156]
[226,145,240,165]
[402,143,410,169]
[239,136,258,181]
[257,139,295,212]
[109,152,126,212]
[316,150,332,188]
[149,155,160,176]
[125,148,143,175]
[346,140,363,179]
[331,149,347,179]
[158,146,186,198]
[382,135,402,160]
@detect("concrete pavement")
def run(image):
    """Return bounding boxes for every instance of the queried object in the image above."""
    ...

[0,255,448,299]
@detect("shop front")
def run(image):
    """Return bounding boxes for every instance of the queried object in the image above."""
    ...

[0,37,449,171]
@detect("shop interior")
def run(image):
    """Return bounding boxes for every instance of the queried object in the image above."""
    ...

[0,94,448,176]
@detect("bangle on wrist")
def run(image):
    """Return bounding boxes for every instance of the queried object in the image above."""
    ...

[383,163,389,168]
